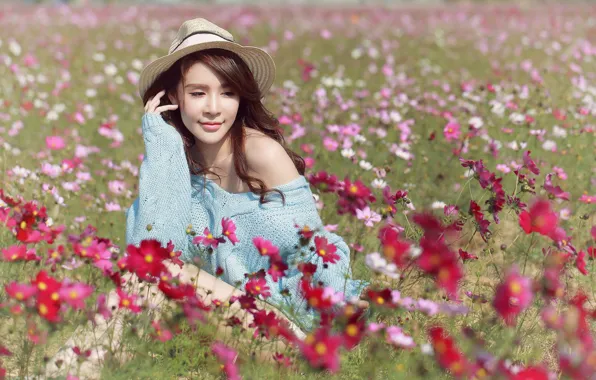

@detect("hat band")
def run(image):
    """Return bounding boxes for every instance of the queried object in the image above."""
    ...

[171,32,233,54]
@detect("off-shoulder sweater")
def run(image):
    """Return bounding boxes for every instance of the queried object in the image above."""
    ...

[125,114,369,332]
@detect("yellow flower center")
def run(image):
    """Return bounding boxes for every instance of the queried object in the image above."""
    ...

[207,234,213,239]
[51,292,59,301]
[15,292,24,300]
[20,221,26,229]
[346,324,358,337]
[145,254,153,263]
[315,342,327,355]
[70,291,78,299]
[122,299,130,306]
[39,304,48,315]
[509,281,522,294]
[319,249,326,256]
[38,282,47,291]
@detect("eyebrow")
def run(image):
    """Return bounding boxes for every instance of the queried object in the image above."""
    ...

[184,83,231,90]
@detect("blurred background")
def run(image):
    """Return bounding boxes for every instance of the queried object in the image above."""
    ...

[15,0,589,5]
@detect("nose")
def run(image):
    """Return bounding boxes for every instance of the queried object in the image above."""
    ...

[205,93,220,115]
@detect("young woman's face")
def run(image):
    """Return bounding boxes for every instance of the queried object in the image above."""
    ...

[170,61,240,146]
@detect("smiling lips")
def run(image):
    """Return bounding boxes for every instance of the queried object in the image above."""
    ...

[200,122,222,131]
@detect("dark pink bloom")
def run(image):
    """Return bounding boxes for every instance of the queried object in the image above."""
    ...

[252,236,279,257]
[523,150,540,175]
[211,341,240,380]
[544,173,569,201]
[575,251,588,275]
[245,277,271,298]
[493,266,533,325]
[192,227,225,249]
[314,236,340,264]
[5,281,37,301]
[221,217,239,245]
[443,121,461,142]
[519,199,558,237]
[151,320,173,342]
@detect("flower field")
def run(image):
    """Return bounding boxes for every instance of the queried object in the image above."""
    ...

[0,3,595,379]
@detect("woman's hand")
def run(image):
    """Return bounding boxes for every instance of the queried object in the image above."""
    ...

[144,90,178,115]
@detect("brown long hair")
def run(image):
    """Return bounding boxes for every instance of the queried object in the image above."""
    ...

[142,48,305,205]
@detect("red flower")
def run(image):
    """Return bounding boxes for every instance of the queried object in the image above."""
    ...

[510,366,549,380]
[493,266,533,325]
[125,239,170,281]
[299,327,343,373]
[301,282,335,312]
[221,217,239,245]
[575,251,588,275]
[458,249,478,262]
[365,288,394,307]
[307,171,340,193]
[428,326,469,378]
[36,293,61,322]
[519,199,558,237]
[158,280,195,301]
[337,176,376,216]
[314,236,340,264]
[378,224,411,268]
[267,256,288,282]
[245,278,271,298]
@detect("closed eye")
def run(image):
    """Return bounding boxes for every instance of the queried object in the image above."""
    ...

[190,92,236,97]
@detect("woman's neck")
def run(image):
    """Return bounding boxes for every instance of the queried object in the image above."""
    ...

[193,133,234,170]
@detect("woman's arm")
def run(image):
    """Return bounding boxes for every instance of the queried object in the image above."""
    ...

[125,113,195,260]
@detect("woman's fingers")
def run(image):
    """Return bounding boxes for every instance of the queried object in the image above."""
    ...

[154,104,178,114]
[145,90,166,114]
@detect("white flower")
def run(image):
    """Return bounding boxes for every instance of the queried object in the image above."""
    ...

[365,252,400,279]
[509,112,525,125]
[351,48,363,59]
[491,101,505,116]
[92,53,105,62]
[354,134,367,143]
[552,125,567,138]
[542,140,557,151]
[131,58,144,71]
[341,148,355,158]
[469,116,484,129]
[46,217,54,227]
[104,63,118,76]
[359,160,373,170]
[8,39,21,56]
[420,343,434,355]
[431,201,446,209]
[409,245,422,259]
[371,178,387,189]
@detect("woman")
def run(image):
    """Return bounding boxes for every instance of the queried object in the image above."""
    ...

[47,18,369,378]
[126,17,369,332]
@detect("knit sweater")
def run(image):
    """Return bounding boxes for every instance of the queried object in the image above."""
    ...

[125,113,369,332]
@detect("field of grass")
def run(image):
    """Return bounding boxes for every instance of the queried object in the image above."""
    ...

[0,3,595,379]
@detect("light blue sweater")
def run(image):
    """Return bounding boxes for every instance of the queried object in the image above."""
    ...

[125,114,369,331]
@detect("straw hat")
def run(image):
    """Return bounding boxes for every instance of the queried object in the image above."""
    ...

[138,18,276,100]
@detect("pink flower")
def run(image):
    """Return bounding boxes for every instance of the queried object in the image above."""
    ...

[151,320,173,342]
[59,283,94,310]
[116,288,142,313]
[5,281,37,301]
[544,173,570,201]
[45,136,66,150]
[355,206,381,227]
[493,266,533,325]
[211,341,240,380]
[579,194,595,204]
[252,236,279,257]
[96,293,113,321]
[221,217,239,245]
[443,121,461,142]
[192,227,225,249]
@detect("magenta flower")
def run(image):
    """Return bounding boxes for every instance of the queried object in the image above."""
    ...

[245,277,271,298]
[59,283,94,310]
[211,341,240,380]
[492,266,533,325]
[443,121,461,142]
[544,173,570,201]
[221,217,239,245]
[151,320,173,342]
[252,236,279,257]
[523,150,540,175]
[5,281,37,301]
[192,227,225,249]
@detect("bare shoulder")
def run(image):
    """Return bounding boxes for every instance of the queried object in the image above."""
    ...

[243,128,300,187]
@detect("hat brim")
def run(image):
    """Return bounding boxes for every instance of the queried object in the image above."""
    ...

[138,41,276,100]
